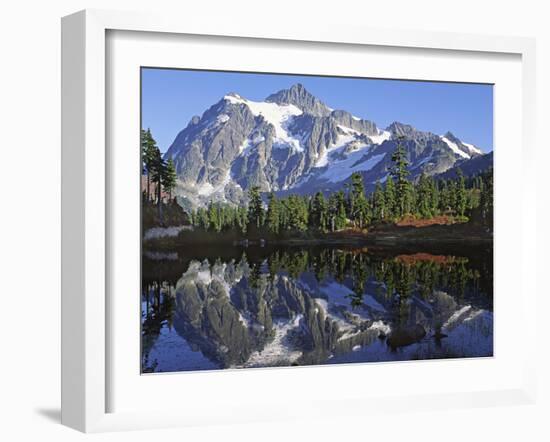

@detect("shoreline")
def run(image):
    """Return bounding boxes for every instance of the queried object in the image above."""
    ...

[142,222,493,249]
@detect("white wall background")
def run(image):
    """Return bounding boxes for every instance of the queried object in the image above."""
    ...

[0,0,547,440]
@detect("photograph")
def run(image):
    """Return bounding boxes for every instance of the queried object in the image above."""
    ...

[2,1,546,439]
[140,68,494,374]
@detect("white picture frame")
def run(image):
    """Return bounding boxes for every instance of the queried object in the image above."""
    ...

[61,9,538,433]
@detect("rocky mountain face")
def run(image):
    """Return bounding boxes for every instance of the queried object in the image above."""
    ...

[164,83,488,207]
[436,151,494,180]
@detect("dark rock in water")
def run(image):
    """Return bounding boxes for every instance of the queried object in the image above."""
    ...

[387,324,426,349]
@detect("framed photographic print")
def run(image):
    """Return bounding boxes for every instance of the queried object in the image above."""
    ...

[140,68,494,374]
[61,9,538,432]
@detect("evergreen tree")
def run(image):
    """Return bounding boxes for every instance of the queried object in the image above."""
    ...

[416,173,432,218]
[348,172,369,228]
[384,177,396,219]
[236,206,248,234]
[327,193,338,232]
[149,146,166,221]
[372,181,386,221]
[163,158,177,201]
[208,203,222,233]
[196,207,210,230]
[247,186,264,230]
[389,137,411,217]
[141,128,150,198]
[403,180,415,216]
[266,192,281,234]
[310,191,329,232]
[447,180,457,214]
[141,128,159,202]
[335,191,347,230]
[287,195,308,231]
[455,168,467,216]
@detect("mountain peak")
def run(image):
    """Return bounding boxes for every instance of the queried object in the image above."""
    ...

[289,82,307,92]
[268,83,310,99]
[265,83,332,117]
[443,131,460,143]
[386,121,416,137]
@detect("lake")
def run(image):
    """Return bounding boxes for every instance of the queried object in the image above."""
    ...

[141,243,493,373]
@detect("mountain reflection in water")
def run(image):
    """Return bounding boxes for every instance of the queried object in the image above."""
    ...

[141,245,493,373]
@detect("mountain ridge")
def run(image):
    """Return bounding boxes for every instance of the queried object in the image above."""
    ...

[163,83,490,208]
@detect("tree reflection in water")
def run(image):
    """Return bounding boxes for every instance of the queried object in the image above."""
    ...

[141,245,493,373]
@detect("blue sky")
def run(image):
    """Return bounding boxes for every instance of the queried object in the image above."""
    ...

[141,68,493,153]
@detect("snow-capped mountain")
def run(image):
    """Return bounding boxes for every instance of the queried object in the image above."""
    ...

[164,83,487,207]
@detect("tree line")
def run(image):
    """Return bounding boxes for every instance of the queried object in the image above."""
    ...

[189,139,493,236]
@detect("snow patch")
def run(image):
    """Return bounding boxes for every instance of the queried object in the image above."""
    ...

[239,134,266,156]
[320,152,386,183]
[242,315,303,367]
[337,125,361,136]
[237,312,250,327]
[315,298,329,313]
[196,269,212,285]
[369,130,391,145]
[369,320,391,335]
[414,153,435,168]
[335,126,390,146]
[315,298,356,334]
[224,94,304,152]
[463,310,483,322]
[196,169,232,198]
[441,136,471,159]
[462,142,483,155]
[216,114,230,124]
[443,305,472,330]
[314,130,356,168]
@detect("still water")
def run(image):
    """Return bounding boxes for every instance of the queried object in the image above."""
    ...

[141,244,493,373]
